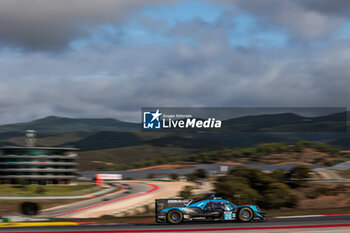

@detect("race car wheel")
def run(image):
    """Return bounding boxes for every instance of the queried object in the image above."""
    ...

[238,207,254,222]
[167,209,183,224]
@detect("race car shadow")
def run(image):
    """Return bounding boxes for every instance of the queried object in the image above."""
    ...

[147,219,266,226]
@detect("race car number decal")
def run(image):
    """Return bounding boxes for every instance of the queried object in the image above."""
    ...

[224,212,234,220]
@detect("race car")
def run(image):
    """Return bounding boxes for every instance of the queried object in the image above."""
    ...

[155,195,266,224]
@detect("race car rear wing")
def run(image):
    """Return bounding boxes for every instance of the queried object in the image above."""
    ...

[155,199,192,211]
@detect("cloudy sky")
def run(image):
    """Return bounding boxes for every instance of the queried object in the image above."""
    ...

[0,0,349,123]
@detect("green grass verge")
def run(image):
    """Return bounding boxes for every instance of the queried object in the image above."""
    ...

[0,184,102,197]
[0,199,86,216]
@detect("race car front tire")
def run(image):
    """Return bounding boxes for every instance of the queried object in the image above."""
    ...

[238,207,254,222]
[167,209,183,224]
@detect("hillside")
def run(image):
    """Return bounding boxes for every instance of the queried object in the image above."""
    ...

[0,111,347,134]
[222,112,347,132]
[94,142,349,171]
[0,113,348,171]
[0,116,139,133]
[78,144,198,171]
[63,131,143,151]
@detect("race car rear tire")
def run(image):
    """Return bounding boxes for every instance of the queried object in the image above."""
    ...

[167,209,183,224]
[238,207,254,222]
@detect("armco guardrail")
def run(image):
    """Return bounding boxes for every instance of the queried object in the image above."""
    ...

[308,179,350,182]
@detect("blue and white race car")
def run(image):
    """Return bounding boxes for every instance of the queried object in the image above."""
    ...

[155,195,266,224]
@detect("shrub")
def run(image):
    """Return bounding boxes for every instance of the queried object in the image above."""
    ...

[286,165,311,188]
[306,187,338,199]
[169,173,179,180]
[215,166,300,209]
[194,169,207,179]
[214,180,261,205]
[270,169,286,183]
[229,166,275,192]
[186,169,208,181]
[35,187,47,195]
[260,183,299,209]
[179,186,194,199]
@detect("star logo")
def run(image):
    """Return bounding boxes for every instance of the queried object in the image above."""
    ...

[143,109,162,129]
[151,109,162,122]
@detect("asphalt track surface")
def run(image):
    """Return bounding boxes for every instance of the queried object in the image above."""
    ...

[39,182,151,218]
[1,214,350,232]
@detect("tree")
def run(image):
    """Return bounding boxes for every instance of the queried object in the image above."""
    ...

[215,166,301,209]
[194,169,207,179]
[169,173,179,180]
[179,186,194,199]
[260,183,299,209]
[186,169,208,181]
[214,180,261,205]
[229,166,274,192]
[286,165,311,187]
[270,169,286,183]
[185,173,197,181]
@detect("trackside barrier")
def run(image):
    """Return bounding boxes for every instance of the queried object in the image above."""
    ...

[308,179,350,182]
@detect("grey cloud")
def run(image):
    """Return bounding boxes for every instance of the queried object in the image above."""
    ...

[0,2,349,124]
[1,36,350,124]
[298,0,350,16]
[0,0,167,51]
[0,0,346,51]
[217,0,345,40]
